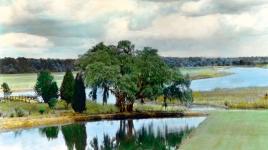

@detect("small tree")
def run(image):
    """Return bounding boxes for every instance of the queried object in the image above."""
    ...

[60,70,75,108]
[72,73,86,113]
[1,82,12,98]
[35,70,59,103]
[164,74,193,107]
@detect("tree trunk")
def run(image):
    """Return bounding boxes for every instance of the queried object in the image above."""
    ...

[115,92,126,112]
[126,103,134,112]
[140,98,144,104]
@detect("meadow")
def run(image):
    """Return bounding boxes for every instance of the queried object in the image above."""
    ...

[0,72,65,91]
[180,111,268,150]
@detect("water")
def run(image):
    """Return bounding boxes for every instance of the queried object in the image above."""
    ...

[191,67,268,91]
[0,117,206,150]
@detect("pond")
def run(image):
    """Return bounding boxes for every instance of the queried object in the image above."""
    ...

[191,67,268,91]
[0,117,206,150]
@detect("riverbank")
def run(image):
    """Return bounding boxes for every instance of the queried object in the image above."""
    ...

[0,111,206,132]
[180,111,268,150]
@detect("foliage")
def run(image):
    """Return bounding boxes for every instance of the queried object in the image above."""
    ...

[60,70,75,107]
[72,73,86,113]
[164,74,193,106]
[78,41,193,112]
[0,57,75,74]
[1,82,12,98]
[34,70,59,103]
[48,98,58,109]
[39,105,46,114]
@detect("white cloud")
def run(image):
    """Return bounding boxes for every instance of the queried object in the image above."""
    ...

[105,13,221,42]
[1,0,268,58]
[0,33,53,50]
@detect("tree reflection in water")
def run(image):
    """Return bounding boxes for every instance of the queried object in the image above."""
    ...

[39,120,193,150]
[61,123,87,150]
[90,120,193,150]
[39,126,59,140]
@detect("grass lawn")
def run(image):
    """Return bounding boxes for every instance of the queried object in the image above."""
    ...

[180,111,268,150]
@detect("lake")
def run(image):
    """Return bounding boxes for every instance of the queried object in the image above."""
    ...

[191,67,268,91]
[0,117,206,150]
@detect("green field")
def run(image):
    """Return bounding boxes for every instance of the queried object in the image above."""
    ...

[180,111,268,150]
[0,72,67,91]
[180,66,231,80]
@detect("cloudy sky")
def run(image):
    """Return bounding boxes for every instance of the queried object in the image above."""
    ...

[1,0,268,58]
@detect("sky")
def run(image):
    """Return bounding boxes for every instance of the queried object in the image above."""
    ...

[1,0,268,58]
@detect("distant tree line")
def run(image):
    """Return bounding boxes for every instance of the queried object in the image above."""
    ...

[2,56,268,74]
[163,57,268,67]
[0,57,76,74]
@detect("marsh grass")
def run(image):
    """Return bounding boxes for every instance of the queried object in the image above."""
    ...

[193,87,268,106]
[180,66,231,80]
[226,97,268,109]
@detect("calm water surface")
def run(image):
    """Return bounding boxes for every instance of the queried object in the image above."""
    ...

[191,67,268,91]
[0,117,206,150]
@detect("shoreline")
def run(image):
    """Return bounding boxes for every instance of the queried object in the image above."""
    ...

[0,111,207,132]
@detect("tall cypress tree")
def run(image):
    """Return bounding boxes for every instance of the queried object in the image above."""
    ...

[72,72,86,113]
[60,70,75,108]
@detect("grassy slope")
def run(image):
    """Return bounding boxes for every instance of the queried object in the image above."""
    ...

[180,111,268,150]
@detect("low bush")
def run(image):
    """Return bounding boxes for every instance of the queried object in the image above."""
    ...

[48,98,58,109]
[15,108,27,117]
[9,112,14,118]
[39,106,46,114]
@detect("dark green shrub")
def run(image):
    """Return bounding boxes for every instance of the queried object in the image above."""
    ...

[60,70,75,108]
[48,98,58,109]
[9,112,14,118]
[39,106,46,114]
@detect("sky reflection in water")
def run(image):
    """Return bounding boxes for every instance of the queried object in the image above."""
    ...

[0,117,206,150]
